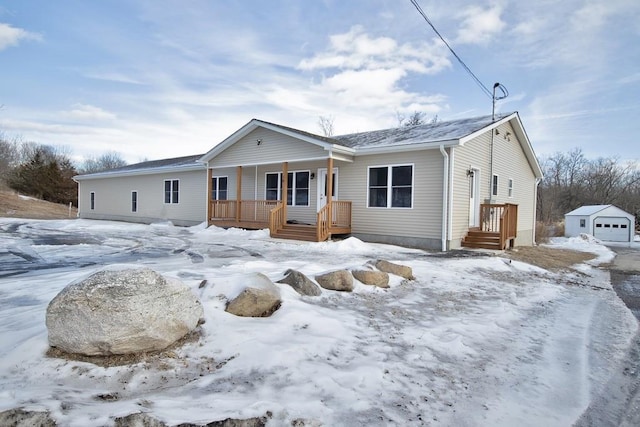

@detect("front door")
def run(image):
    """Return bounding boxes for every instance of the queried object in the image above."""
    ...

[317,168,338,211]
[469,168,480,227]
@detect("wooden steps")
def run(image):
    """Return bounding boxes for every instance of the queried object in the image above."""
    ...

[462,230,502,250]
[271,223,320,242]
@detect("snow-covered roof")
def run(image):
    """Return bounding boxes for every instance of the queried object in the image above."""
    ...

[334,113,511,149]
[74,154,205,181]
[565,205,613,216]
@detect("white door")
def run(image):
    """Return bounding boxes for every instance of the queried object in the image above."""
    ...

[593,216,631,242]
[317,168,338,211]
[469,168,480,227]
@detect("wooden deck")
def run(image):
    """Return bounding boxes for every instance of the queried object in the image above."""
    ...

[209,200,352,242]
[462,203,518,250]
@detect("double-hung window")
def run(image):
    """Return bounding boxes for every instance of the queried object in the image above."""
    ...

[212,176,228,200]
[492,175,499,197]
[265,171,310,206]
[90,192,95,210]
[164,179,179,204]
[131,191,138,212]
[368,165,413,208]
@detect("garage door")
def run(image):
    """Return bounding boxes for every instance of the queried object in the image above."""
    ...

[593,216,631,242]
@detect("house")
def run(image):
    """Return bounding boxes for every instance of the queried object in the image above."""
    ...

[565,205,636,243]
[75,112,543,250]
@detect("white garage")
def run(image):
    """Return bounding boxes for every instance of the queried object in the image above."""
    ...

[565,205,636,243]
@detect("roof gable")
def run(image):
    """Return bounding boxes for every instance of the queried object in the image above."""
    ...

[566,204,634,218]
[199,119,353,163]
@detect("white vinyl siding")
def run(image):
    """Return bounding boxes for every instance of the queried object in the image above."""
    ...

[77,169,206,226]
[451,121,537,247]
[210,128,329,167]
[339,152,443,240]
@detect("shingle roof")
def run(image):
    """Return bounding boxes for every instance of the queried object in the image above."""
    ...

[334,113,512,149]
[74,154,205,179]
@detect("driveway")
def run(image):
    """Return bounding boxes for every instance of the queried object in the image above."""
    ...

[576,243,640,427]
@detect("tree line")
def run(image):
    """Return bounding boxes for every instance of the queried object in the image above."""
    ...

[537,148,640,226]
[0,134,127,205]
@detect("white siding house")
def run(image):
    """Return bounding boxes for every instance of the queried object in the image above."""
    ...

[565,205,635,243]
[75,112,543,250]
[75,155,207,226]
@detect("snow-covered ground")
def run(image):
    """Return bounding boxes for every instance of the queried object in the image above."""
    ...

[0,219,638,426]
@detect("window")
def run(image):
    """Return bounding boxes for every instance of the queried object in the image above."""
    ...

[265,171,310,206]
[596,224,602,228]
[212,176,228,200]
[164,179,179,204]
[492,175,499,197]
[613,224,619,228]
[579,219,586,228]
[131,191,138,212]
[621,224,628,229]
[604,224,611,228]
[508,178,514,198]
[368,165,413,208]
[90,192,95,210]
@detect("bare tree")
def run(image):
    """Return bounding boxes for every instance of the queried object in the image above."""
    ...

[318,115,335,137]
[79,151,127,174]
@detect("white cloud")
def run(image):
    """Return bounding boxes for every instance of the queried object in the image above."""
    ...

[455,4,505,45]
[0,23,41,50]
[63,104,117,121]
[298,25,450,75]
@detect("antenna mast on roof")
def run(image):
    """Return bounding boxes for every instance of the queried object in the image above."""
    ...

[492,83,509,121]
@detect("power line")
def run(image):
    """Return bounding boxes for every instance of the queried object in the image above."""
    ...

[408,0,493,99]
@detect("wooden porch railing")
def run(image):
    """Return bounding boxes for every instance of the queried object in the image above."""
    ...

[210,200,279,222]
[268,203,285,236]
[316,200,352,241]
[211,199,352,242]
[479,203,518,249]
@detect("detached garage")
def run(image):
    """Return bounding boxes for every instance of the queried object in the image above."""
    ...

[565,205,636,243]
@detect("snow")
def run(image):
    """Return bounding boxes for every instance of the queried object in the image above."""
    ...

[0,219,638,426]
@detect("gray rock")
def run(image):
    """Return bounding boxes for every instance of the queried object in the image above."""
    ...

[352,269,390,288]
[0,408,56,427]
[114,412,166,427]
[46,267,204,356]
[374,260,415,280]
[277,269,322,296]
[314,270,353,292]
[226,273,282,317]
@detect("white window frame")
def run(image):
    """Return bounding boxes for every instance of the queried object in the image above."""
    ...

[265,170,310,207]
[367,164,414,209]
[131,190,138,213]
[164,179,179,204]
[508,178,514,198]
[212,176,228,200]
[90,191,95,210]
[492,174,499,197]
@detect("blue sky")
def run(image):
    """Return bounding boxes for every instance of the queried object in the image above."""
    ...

[1,0,639,164]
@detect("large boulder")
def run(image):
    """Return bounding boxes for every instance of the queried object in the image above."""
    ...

[46,266,204,356]
[315,270,353,292]
[277,269,322,296]
[374,260,415,280]
[226,273,282,317]
[352,268,389,288]
[0,408,56,427]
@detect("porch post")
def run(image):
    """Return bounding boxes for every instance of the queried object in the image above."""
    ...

[281,162,288,221]
[207,168,213,224]
[236,166,242,223]
[326,157,334,226]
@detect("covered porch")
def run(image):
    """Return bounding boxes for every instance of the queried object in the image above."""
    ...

[207,158,352,242]
[462,203,518,250]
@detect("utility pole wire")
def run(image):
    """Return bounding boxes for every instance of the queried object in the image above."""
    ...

[408,0,493,99]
